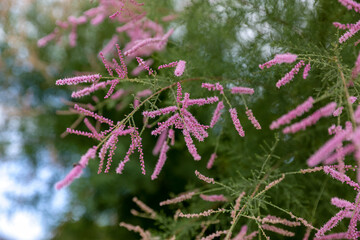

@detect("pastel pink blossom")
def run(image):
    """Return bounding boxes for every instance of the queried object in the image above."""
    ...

[66,127,99,139]
[349,96,357,104]
[110,89,126,100]
[338,0,360,13]
[307,128,350,166]
[323,144,355,165]
[132,59,154,76]
[136,57,154,75]
[176,82,182,103]
[201,82,224,94]
[55,146,97,190]
[261,215,301,227]
[200,194,227,202]
[151,142,170,180]
[331,197,355,209]
[174,60,186,77]
[56,74,101,85]
[195,170,215,184]
[183,129,201,160]
[315,210,349,238]
[276,60,305,88]
[323,166,360,191]
[37,30,58,47]
[270,97,314,130]
[210,101,224,128]
[182,96,219,107]
[245,109,261,130]
[201,230,228,240]
[333,107,344,117]
[151,113,180,136]
[71,80,114,98]
[259,53,298,69]
[283,102,337,134]
[303,63,311,79]
[231,86,254,95]
[74,104,114,126]
[159,191,197,206]
[158,61,178,69]
[152,129,168,155]
[124,37,162,56]
[206,153,217,169]
[143,106,178,118]
[261,224,295,237]
[178,208,225,218]
[229,108,245,137]
[339,19,360,43]
[333,22,355,29]
[168,129,175,146]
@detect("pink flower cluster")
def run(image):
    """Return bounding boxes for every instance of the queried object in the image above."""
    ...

[56,74,101,85]
[199,194,227,202]
[283,102,336,134]
[270,97,314,130]
[144,83,219,160]
[229,108,245,137]
[201,82,224,94]
[195,170,215,184]
[230,86,254,95]
[338,0,360,13]
[245,109,261,130]
[259,53,298,69]
[209,101,224,128]
[232,225,258,240]
[275,60,305,88]
[55,146,97,190]
[315,186,360,239]
[339,20,360,43]
[174,60,186,77]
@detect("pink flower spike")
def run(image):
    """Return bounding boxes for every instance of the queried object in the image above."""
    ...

[338,0,360,13]
[210,101,224,128]
[151,113,180,136]
[245,109,261,130]
[151,142,170,180]
[99,52,114,76]
[315,210,349,237]
[176,82,182,103]
[116,44,128,78]
[195,170,215,184]
[323,166,360,191]
[201,82,224,94]
[37,30,58,47]
[142,106,178,118]
[307,128,350,166]
[200,194,227,202]
[74,104,114,126]
[71,80,114,99]
[276,60,305,88]
[231,86,254,95]
[339,19,360,43]
[125,37,162,56]
[303,63,311,79]
[270,97,314,130]
[159,191,197,206]
[206,153,217,169]
[259,53,298,69]
[55,146,97,190]
[233,226,248,240]
[331,197,354,209]
[333,22,355,29]
[184,96,219,107]
[261,224,295,237]
[56,74,101,85]
[324,144,355,165]
[158,61,178,69]
[168,129,175,146]
[333,107,344,117]
[183,129,201,160]
[349,96,357,104]
[136,57,154,75]
[229,108,245,137]
[152,129,168,155]
[283,102,337,134]
[174,60,186,77]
